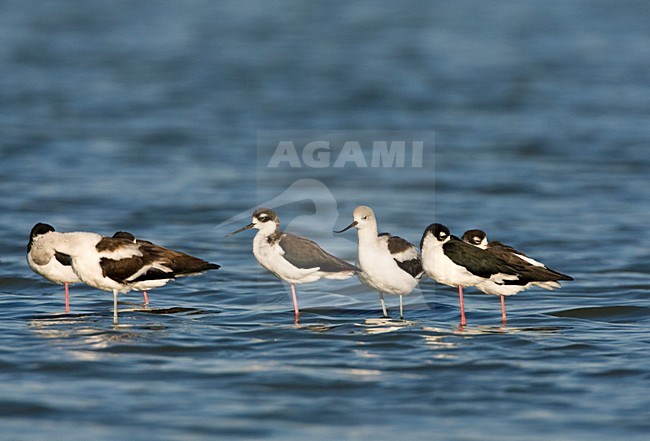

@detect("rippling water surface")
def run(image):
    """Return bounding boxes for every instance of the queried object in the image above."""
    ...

[1,1,649,440]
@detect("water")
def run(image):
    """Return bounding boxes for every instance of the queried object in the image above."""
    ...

[1,1,649,440]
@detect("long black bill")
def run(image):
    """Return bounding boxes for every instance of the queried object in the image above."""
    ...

[225,223,255,237]
[334,220,358,234]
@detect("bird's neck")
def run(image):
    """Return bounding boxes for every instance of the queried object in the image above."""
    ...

[421,234,441,254]
[254,227,280,244]
[52,232,100,257]
[357,225,379,245]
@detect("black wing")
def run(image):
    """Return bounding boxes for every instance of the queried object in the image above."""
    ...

[386,235,424,279]
[138,242,220,275]
[279,233,360,273]
[443,240,523,278]
[54,251,72,266]
[395,258,424,279]
[488,242,573,281]
[99,256,173,284]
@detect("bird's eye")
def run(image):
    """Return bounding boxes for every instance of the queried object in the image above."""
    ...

[362,216,368,220]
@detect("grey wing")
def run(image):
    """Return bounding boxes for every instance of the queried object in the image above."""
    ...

[279,233,360,273]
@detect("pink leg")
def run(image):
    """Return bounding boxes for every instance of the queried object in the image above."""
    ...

[500,295,507,324]
[290,284,300,324]
[142,291,149,306]
[458,286,467,326]
[64,282,70,313]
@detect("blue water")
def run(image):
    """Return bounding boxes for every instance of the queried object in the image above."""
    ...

[1,1,649,440]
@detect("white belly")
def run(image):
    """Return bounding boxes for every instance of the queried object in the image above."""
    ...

[357,243,418,296]
[253,236,321,284]
[71,251,129,293]
[474,280,527,296]
[422,246,484,288]
[27,254,80,285]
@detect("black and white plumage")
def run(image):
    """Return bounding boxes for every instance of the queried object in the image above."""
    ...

[461,229,574,322]
[41,229,219,325]
[112,231,221,306]
[226,208,360,324]
[420,223,526,326]
[27,223,81,312]
[112,232,154,305]
[336,205,424,319]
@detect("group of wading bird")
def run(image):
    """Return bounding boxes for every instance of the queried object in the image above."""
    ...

[28,205,573,326]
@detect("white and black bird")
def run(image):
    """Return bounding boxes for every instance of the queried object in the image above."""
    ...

[420,223,526,326]
[461,229,573,323]
[226,208,360,324]
[38,227,219,325]
[112,231,220,307]
[111,232,153,305]
[336,206,424,320]
[27,223,81,313]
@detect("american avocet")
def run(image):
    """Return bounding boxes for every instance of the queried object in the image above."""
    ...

[336,206,423,319]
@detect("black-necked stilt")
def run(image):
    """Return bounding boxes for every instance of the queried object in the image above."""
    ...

[336,205,424,320]
[461,229,573,323]
[420,223,524,326]
[46,230,219,325]
[226,207,360,324]
[27,223,81,313]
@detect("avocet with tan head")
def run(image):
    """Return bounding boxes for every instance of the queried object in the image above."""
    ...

[336,205,423,320]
